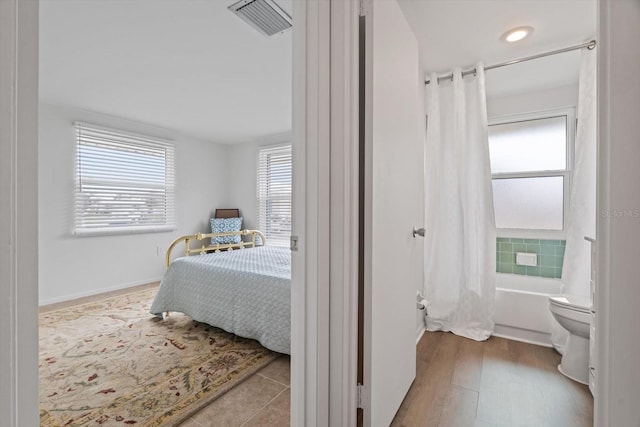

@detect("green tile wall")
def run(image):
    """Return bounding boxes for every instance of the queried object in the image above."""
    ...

[496,237,565,279]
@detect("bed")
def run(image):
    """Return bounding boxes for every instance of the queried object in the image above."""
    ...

[150,226,291,355]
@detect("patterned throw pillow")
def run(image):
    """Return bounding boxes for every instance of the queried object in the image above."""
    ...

[210,217,243,245]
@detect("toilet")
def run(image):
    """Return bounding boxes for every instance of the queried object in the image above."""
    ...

[548,294,592,385]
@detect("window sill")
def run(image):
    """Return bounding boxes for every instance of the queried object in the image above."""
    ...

[73,225,177,237]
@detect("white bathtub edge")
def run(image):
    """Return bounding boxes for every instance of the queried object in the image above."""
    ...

[494,276,559,344]
[494,324,553,348]
[495,273,562,294]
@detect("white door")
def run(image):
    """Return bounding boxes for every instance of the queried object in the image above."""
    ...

[362,0,425,425]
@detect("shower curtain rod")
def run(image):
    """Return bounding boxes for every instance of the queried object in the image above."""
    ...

[424,39,597,85]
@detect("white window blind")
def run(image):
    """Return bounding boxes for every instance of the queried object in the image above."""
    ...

[257,144,292,246]
[74,122,176,236]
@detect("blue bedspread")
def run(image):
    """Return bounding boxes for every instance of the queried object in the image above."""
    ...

[150,245,291,354]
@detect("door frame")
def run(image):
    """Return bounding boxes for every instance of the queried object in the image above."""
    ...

[290,0,331,423]
[0,0,40,424]
[291,0,360,425]
[328,0,361,425]
[595,0,640,425]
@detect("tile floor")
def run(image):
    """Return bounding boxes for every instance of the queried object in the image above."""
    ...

[179,355,291,427]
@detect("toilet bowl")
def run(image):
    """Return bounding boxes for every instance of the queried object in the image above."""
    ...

[549,294,592,385]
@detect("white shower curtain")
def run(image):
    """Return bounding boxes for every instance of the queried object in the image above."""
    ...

[424,64,496,341]
[552,47,597,352]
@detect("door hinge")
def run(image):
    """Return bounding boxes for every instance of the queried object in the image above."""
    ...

[290,235,299,252]
[360,0,370,16]
[357,383,364,409]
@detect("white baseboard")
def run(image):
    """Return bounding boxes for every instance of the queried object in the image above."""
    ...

[38,277,162,306]
[494,324,553,348]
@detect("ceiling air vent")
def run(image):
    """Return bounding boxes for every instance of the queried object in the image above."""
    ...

[228,0,292,37]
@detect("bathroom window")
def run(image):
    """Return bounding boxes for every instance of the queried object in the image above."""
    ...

[488,109,574,235]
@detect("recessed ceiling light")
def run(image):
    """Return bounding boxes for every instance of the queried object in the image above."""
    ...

[501,26,534,43]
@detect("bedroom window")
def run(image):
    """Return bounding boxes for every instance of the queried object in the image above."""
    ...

[488,109,574,235]
[257,144,292,246]
[74,122,176,236]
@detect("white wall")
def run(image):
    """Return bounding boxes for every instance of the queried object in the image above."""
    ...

[487,83,578,119]
[38,103,230,304]
[226,141,259,230]
[226,136,292,234]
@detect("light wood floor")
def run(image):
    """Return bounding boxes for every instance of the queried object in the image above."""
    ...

[39,283,290,427]
[391,331,593,427]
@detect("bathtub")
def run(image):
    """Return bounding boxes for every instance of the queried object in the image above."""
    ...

[494,273,562,347]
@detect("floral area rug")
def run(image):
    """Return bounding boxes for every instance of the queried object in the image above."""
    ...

[39,288,277,426]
